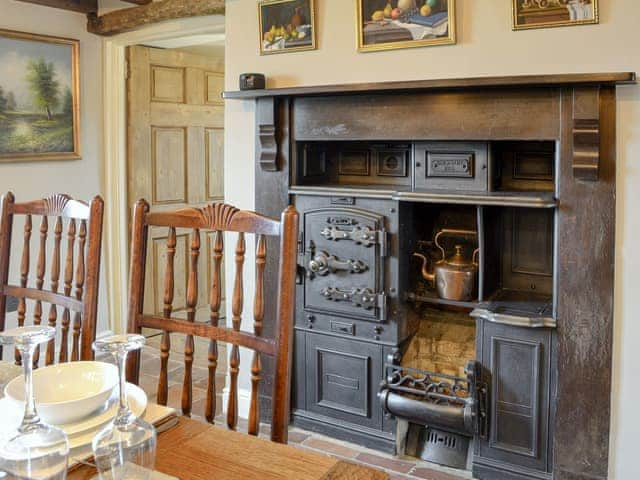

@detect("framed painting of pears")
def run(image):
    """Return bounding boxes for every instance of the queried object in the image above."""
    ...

[259,0,316,55]
[357,0,456,52]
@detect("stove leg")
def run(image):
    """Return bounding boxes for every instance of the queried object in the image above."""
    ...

[395,418,410,457]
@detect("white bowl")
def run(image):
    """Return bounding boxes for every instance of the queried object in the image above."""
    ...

[4,361,118,425]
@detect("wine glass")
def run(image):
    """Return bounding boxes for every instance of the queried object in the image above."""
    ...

[0,326,69,480]
[91,334,156,480]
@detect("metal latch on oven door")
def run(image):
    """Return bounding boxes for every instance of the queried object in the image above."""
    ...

[321,287,386,314]
[308,251,368,277]
[320,224,388,257]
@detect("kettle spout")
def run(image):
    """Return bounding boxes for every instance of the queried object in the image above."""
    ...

[412,253,435,284]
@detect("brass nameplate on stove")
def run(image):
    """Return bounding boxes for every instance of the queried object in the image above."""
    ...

[427,152,475,178]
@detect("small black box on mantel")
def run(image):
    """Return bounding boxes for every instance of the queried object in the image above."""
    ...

[239,73,266,91]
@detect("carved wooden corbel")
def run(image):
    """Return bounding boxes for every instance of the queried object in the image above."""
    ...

[572,86,601,181]
[256,97,278,172]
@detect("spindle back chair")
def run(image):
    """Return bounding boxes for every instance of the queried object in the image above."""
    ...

[0,192,104,365]
[126,200,299,444]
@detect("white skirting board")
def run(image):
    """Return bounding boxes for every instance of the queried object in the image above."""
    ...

[222,387,251,419]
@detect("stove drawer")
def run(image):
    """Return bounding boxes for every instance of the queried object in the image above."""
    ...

[414,142,489,192]
[303,332,384,430]
[297,311,397,343]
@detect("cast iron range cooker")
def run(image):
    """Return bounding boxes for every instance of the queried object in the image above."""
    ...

[293,189,488,470]
[290,140,557,479]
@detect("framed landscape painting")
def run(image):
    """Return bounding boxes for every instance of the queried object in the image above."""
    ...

[259,0,316,55]
[512,0,598,30]
[0,29,80,162]
[357,0,456,53]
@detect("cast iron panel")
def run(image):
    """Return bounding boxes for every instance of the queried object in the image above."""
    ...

[502,208,554,296]
[414,142,489,192]
[302,206,386,321]
[305,332,384,429]
[475,321,552,475]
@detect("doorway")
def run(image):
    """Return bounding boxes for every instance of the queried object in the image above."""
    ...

[128,38,226,416]
[101,15,225,335]
[101,16,227,417]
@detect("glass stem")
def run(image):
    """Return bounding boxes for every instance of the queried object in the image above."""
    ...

[114,349,133,426]
[19,343,40,431]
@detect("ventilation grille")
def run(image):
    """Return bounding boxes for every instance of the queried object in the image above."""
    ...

[426,429,459,450]
[418,427,470,470]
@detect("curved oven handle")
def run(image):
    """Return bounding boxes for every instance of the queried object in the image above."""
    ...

[320,225,379,247]
[308,251,368,276]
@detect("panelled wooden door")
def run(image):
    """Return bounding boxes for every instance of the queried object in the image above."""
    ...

[127,45,226,411]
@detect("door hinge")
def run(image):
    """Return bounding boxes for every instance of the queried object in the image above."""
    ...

[378,229,388,257]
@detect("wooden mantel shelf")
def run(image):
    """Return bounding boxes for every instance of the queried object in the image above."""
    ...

[223,72,636,100]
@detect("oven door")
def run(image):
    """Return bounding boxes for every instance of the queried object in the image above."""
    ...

[302,206,387,322]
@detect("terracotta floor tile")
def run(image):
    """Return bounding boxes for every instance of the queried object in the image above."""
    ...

[138,373,160,397]
[303,437,360,459]
[191,395,223,418]
[410,467,467,480]
[287,429,311,444]
[192,372,226,390]
[356,452,415,474]
[165,383,206,412]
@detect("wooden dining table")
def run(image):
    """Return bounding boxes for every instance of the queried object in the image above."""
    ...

[68,416,389,480]
[0,362,388,479]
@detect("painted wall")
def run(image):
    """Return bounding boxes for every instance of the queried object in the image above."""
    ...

[224,1,640,478]
[0,1,109,337]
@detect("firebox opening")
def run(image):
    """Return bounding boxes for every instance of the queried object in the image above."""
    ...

[402,308,476,378]
[387,307,479,470]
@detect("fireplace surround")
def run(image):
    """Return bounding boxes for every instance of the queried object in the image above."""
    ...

[223,72,636,480]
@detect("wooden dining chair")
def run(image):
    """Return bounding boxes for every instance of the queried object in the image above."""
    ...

[0,192,104,365]
[126,200,299,444]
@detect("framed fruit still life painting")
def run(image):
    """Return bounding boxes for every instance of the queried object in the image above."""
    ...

[512,0,599,30]
[357,0,456,53]
[259,0,317,55]
[0,29,80,162]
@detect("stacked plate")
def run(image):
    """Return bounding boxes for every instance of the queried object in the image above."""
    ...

[0,361,148,451]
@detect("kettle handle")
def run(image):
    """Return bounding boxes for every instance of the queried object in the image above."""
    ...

[434,229,478,261]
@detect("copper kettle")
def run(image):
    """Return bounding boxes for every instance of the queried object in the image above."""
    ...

[413,229,479,302]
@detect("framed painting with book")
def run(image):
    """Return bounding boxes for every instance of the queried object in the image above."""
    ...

[512,0,598,30]
[357,0,456,53]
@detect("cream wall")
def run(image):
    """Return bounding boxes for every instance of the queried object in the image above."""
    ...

[224,1,640,479]
[0,1,109,335]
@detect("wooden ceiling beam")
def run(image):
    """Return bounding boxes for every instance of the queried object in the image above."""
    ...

[16,0,97,14]
[87,0,225,36]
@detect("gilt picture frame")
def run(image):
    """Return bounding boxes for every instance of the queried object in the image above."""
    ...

[259,0,317,55]
[0,29,80,163]
[357,0,456,53]
[512,0,599,30]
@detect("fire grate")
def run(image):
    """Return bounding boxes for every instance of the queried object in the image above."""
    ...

[379,362,487,469]
[380,361,487,437]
